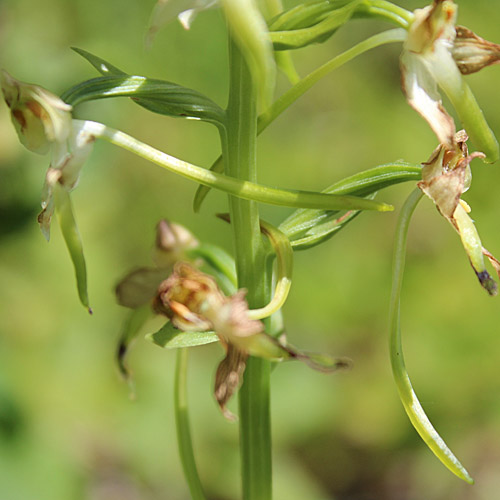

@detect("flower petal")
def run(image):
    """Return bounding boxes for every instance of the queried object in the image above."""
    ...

[214,344,247,420]
[401,51,456,148]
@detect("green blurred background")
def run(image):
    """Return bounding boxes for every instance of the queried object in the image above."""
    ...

[2,1,500,498]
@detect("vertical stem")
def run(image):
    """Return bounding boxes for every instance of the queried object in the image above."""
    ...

[174,349,207,500]
[223,38,272,500]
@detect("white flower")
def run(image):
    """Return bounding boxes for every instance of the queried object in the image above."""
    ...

[400,1,499,162]
[400,0,460,148]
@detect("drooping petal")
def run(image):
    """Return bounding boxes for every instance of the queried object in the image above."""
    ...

[214,343,247,420]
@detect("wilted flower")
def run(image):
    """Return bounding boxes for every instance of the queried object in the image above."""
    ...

[400,0,499,162]
[153,261,350,418]
[418,131,500,294]
[154,261,263,418]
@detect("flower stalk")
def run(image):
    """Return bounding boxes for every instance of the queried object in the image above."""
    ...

[224,38,272,500]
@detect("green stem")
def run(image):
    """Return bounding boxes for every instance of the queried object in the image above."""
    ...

[79,120,390,212]
[260,28,406,131]
[224,39,272,500]
[174,349,207,500]
[389,187,473,484]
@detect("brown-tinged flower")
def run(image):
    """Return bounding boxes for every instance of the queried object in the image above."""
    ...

[153,261,350,418]
[400,1,499,162]
[1,69,72,154]
[154,261,264,418]
[1,71,96,240]
[418,131,500,294]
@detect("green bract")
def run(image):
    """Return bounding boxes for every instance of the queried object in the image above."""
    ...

[280,163,421,249]
[62,72,226,128]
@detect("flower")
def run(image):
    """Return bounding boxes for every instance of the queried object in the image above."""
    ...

[418,131,500,295]
[154,261,263,418]
[1,71,95,240]
[1,69,72,154]
[400,1,499,162]
[153,261,350,418]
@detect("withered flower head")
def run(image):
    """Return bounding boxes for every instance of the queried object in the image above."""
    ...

[154,261,263,340]
[154,261,263,418]
[418,131,500,294]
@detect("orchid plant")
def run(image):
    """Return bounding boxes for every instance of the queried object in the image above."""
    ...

[3,0,500,497]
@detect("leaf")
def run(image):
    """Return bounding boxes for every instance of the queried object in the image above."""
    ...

[116,305,152,380]
[187,243,237,294]
[65,48,226,127]
[71,47,127,76]
[146,321,219,349]
[279,163,421,249]
[115,267,170,308]
[269,1,361,50]
[54,185,91,312]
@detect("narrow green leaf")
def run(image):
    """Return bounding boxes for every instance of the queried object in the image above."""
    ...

[146,322,219,349]
[61,75,226,127]
[269,1,361,50]
[279,163,421,247]
[71,47,127,76]
[285,199,366,250]
[389,188,474,484]
[269,0,412,34]
[54,185,90,312]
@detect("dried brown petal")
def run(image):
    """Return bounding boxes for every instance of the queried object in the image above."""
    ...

[214,344,247,421]
[453,26,500,75]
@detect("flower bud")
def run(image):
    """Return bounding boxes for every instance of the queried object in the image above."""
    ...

[453,26,500,75]
[1,70,72,154]
[153,219,199,267]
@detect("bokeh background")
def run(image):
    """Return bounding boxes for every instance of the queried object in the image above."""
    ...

[2,1,500,499]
